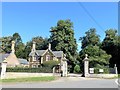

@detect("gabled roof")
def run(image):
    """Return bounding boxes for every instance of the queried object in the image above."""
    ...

[53,51,63,58]
[36,50,46,56]
[5,53,20,66]
[29,49,64,58]
[29,49,54,57]
[0,53,10,63]
[0,54,29,65]
[18,58,29,65]
[29,51,39,56]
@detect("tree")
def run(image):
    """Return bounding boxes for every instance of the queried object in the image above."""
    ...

[79,29,111,71]
[28,36,49,50]
[49,19,78,72]
[12,33,22,44]
[15,42,25,58]
[101,29,120,69]
[74,65,81,73]
[0,36,12,53]
[117,35,120,74]
[0,33,25,58]
[79,45,111,68]
[12,33,25,58]
[79,28,100,49]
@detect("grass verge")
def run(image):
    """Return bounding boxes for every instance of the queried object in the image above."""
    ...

[118,74,120,78]
[0,76,56,83]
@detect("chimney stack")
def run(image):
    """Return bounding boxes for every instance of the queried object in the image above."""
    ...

[11,41,15,53]
[48,43,51,50]
[32,41,36,52]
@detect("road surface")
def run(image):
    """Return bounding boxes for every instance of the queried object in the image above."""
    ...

[0,77,118,88]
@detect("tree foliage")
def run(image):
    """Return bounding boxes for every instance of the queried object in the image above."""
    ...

[74,65,81,73]
[49,19,78,62]
[0,33,25,58]
[0,36,12,53]
[12,33,22,44]
[79,28,100,49]
[12,33,25,58]
[79,29,111,68]
[80,45,111,68]
[101,29,120,68]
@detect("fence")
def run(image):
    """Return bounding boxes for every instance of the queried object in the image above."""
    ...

[109,68,116,74]
[89,68,117,74]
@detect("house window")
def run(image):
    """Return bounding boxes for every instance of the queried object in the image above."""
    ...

[46,55,51,61]
[33,56,37,61]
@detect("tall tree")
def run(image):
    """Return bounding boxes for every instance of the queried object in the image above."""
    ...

[12,33,25,58]
[49,19,78,67]
[101,29,120,69]
[79,29,111,69]
[79,28,100,49]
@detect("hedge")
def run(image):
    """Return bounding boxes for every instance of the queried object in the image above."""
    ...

[6,67,53,73]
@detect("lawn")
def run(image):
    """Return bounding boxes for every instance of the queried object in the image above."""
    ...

[0,76,56,83]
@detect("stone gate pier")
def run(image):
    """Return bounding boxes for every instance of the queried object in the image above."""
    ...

[83,54,90,77]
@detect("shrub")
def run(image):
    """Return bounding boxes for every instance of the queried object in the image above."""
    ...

[74,65,81,73]
[42,60,60,69]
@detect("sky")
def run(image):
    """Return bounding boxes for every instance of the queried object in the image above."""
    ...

[2,2,118,51]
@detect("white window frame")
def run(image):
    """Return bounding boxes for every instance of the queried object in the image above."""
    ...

[46,55,51,61]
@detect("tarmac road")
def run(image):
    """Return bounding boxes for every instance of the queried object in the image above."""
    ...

[1,77,118,88]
